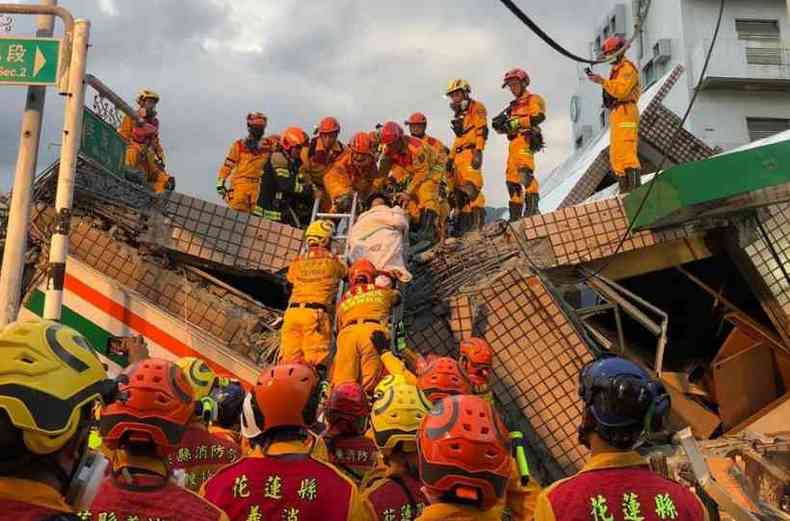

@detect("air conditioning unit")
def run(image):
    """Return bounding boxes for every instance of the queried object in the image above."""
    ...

[653,39,672,64]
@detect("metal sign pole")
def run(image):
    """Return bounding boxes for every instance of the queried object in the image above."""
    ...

[42,19,89,320]
[0,0,57,327]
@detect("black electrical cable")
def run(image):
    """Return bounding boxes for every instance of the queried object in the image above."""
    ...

[573,0,726,285]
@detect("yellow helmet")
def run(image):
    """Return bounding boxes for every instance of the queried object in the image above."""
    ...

[136,89,160,104]
[0,319,111,455]
[446,79,471,96]
[305,219,335,247]
[176,356,217,400]
[371,375,431,454]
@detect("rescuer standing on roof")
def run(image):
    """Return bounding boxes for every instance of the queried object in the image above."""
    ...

[534,356,708,521]
[89,359,229,521]
[493,69,546,220]
[322,382,379,483]
[216,113,277,214]
[405,113,452,241]
[364,376,431,521]
[379,121,442,244]
[324,132,382,213]
[446,79,488,234]
[331,258,400,394]
[0,320,117,521]
[168,357,241,492]
[587,35,642,193]
[280,220,347,367]
[119,89,174,193]
[301,117,347,211]
[202,363,373,521]
[257,126,313,226]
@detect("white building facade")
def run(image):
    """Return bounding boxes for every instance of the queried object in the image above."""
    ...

[570,0,790,153]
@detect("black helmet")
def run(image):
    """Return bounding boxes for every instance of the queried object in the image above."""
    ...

[578,356,670,449]
[210,380,244,428]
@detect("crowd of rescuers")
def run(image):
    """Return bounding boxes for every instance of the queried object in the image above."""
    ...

[0,317,712,521]
[121,35,642,236]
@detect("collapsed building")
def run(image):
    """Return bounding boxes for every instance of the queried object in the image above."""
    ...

[1,66,788,518]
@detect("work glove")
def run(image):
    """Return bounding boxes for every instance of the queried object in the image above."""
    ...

[508,117,522,133]
[471,149,483,170]
[216,177,227,198]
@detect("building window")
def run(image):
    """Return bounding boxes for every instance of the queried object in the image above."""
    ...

[642,61,655,89]
[747,117,790,142]
[736,19,782,65]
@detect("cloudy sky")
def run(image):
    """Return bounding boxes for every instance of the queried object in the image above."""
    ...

[0,0,601,207]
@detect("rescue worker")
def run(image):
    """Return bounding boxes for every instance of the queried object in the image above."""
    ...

[331,258,400,393]
[202,363,372,521]
[322,382,379,483]
[379,121,441,244]
[365,376,432,521]
[404,113,452,241]
[459,337,495,402]
[169,357,240,492]
[0,319,116,520]
[216,112,277,214]
[209,379,244,446]
[587,35,642,193]
[324,132,382,213]
[301,116,346,211]
[416,395,512,520]
[416,357,472,403]
[89,358,228,521]
[446,79,488,234]
[257,126,312,227]
[494,68,546,219]
[119,89,174,193]
[348,193,412,286]
[280,219,347,366]
[534,356,707,521]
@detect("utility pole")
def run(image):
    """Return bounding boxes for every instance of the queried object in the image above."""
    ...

[0,0,58,327]
[42,19,90,320]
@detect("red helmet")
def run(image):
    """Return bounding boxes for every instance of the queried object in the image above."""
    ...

[348,258,376,287]
[459,337,494,387]
[418,395,512,510]
[100,358,195,456]
[318,116,341,135]
[246,112,267,127]
[349,132,374,156]
[502,68,530,88]
[324,382,370,435]
[417,357,471,403]
[602,35,626,55]
[253,363,320,433]
[404,112,427,126]
[380,121,404,146]
[281,127,309,151]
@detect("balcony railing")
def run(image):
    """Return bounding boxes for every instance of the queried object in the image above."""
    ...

[691,38,790,89]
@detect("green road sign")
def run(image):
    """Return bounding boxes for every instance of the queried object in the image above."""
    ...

[0,36,61,86]
[81,108,128,176]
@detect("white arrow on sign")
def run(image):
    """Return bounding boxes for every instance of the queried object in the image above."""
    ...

[33,46,46,77]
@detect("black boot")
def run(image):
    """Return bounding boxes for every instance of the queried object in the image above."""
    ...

[617,174,630,193]
[627,168,642,191]
[472,207,486,230]
[418,210,439,243]
[508,202,523,222]
[524,193,540,217]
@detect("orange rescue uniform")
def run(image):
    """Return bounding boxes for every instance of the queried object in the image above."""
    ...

[281,247,347,365]
[325,433,380,483]
[217,137,277,214]
[535,451,709,521]
[449,99,488,204]
[505,92,546,201]
[604,58,641,177]
[300,138,346,209]
[324,149,382,206]
[0,477,74,520]
[383,137,440,222]
[86,452,228,521]
[201,438,372,521]
[119,114,172,193]
[332,283,399,393]
[364,470,428,521]
[166,422,241,492]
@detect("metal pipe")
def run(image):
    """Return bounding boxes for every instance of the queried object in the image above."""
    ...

[0,0,57,327]
[84,74,142,123]
[42,19,90,320]
[588,277,662,336]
